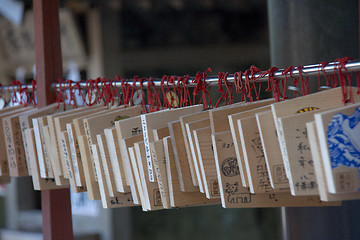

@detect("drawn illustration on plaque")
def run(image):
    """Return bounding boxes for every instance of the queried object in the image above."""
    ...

[224,182,251,203]
[273,165,288,184]
[111,116,130,126]
[296,107,319,114]
[210,180,220,197]
[221,157,240,177]
[153,189,162,206]
[327,108,360,179]
[131,127,142,136]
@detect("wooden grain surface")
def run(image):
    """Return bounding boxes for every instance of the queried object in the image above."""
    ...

[168,120,199,192]
[193,127,221,199]
[141,105,203,182]
[163,136,219,207]
[256,111,289,189]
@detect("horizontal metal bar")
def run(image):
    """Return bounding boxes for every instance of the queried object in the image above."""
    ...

[1,59,359,92]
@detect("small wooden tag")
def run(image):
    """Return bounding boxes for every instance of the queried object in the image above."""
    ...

[134,141,164,211]
[97,133,117,197]
[179,111,209,186]
[150,139,171,209]
[128,146,148,211]
[307,121,360,201]
[168,120,198,192]
[212,131,338,208]
[60,131,86,193]
[193,127,221,199]
[19,103,66,176]
[141,105,203,182]
[185,118,210,193]
[315,103,360,194]
[255,111,289,189]
[0,106,33,176]
[119,134,144,204]
[104,127,129,193]
[238,114,272,194]
[24,128,66,190]
[227,100,275,187]
[92,144,137,208]
[3,108,35,176]
[163,136,219,207]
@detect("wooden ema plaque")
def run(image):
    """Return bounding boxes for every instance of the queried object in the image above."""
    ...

[179,111,209,187]
[1,106,33,176]
[150,139,171,209]
[128,146,148,211]
[73,109,116,200]
[104,127,129,193]
[256,111,289,189]
[163,136,219,207]
[168,120,198,192]
[3,108,36,177]
[24,128,65,190]
[271,87,360,194]
[226,99,275,187]
[134,141,164,211]
[212,131,339,208]
[83,106,142,199]
[114,115,143,188]
[185,118,210,194]
[193,127,221,199]
[315,103,360,194]
[19,103,63,176]
[307,121,359,202]
[119,134,144,205]
[230,105,272,193]
[92,144,136,208]
[141,105,203,182]
[97,134,117,197]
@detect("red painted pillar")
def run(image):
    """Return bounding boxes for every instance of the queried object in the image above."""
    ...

[33,0,74,239]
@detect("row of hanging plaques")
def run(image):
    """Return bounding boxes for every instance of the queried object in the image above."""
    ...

[0,86,360,210]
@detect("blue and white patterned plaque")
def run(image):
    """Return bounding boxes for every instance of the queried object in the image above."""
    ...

[327,107,360,172]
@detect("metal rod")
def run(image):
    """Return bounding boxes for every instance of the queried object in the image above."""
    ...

[1,59,359,92]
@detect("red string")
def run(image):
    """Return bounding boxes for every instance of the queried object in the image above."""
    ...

[282,66,294,98]
[319,62,330,88]
[30,80,37,106]
[139,78,147,113]
[17,82,29,106]
[192,68,212,109]
[130,76,138,107]
[74,82,85,106]
[167,76,176,109]
[160,76,168,109]
[296,66,309,96]
[264,67,281,102]
[182,75,192,106]
[249,65,262,101]
[215,72,225,108]
[234,71,247,102]
[124,79,131,107]
[176,77,183,108]
[335,57,354,104]
[65,79,77,108]
[56,78,65,108]
[85,79,95,106]
[9,80,20,105]
[331,62,338,88]
[101,78,111,107]
[94,78,102,105]
[146,78,156,112]
[215,72,232,108]
[115,76,123,106]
